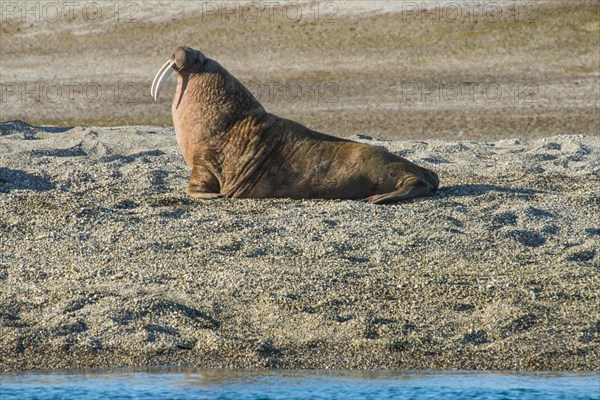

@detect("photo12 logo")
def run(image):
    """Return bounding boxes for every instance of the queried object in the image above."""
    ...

[0,2,140,23]
[243,81,339,104]
[201,1,339,23]
[1,81,143,104]
[400,1,539,23]
[399,81,539,104]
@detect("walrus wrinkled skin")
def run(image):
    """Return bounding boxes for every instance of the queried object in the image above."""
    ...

[151,46,439,204]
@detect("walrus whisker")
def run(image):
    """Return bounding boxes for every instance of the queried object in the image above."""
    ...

[151,60,175,101]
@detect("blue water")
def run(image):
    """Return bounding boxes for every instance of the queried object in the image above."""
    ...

[0,368,598,400]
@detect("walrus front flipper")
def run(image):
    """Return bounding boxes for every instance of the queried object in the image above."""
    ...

[186,165,222,199]
[365,177,432,204]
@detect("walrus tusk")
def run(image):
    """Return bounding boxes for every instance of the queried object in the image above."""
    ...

[151,59,175,101]
[151,59,174,100]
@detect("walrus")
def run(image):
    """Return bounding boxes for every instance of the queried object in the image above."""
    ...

[150,46,439,204]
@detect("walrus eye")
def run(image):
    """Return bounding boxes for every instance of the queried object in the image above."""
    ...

[150,59,175,101]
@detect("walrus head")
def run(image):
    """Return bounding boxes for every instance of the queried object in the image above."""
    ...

[150,46,267,168]
[150,46,207,101]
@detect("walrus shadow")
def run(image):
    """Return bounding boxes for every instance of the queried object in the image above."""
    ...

[434,184,545,199]
[0,167,55,192]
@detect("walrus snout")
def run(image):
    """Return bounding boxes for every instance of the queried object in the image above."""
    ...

[151,46,207,101]
[173,46,206,72]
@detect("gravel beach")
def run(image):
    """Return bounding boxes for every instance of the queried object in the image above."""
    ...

[0,121,598,371]
[0,0,598,372]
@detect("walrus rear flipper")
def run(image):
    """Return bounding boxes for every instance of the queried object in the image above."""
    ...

[186,165,222,199]
[365,177,432,204]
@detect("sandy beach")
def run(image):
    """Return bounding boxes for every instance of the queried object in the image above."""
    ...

[0,121,598,371]
[0,1,599,372]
